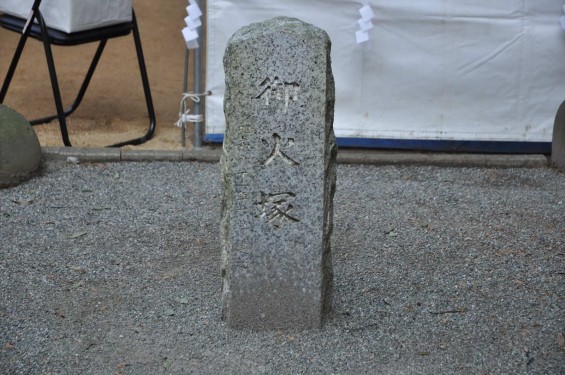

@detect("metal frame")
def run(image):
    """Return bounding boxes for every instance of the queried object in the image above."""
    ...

[192,0,204,149]
[203,134,551,154]
[180,0,204,149]
[0,0,156,147]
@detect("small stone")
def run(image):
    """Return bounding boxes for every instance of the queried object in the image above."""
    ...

[67,156,80,164]
[0,104,41,188]
[163,308,175,316]
[557,332,565,351]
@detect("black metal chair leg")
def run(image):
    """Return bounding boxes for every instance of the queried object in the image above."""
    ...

[30,39,108,125]
[109,10,156,148]
[0,1,42,102]
[0,34,29,103]
[37,14,71,146]
[1,4,156,148]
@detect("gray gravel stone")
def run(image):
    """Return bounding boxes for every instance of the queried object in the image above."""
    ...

[0,161,563,374]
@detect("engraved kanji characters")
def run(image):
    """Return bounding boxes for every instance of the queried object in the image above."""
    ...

[262,133,299,166]
[246,76,303,227]
[256,76,300,113]
[255,192,299,227]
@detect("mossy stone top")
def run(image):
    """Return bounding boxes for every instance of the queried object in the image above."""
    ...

[0,104,41,188]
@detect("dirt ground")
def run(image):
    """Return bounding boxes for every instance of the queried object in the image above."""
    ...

[0,0,202,150]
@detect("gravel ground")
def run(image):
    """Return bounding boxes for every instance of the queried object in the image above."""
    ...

[0,160,564,374]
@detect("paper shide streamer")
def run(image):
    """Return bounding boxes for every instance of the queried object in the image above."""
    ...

[182,0,202,49]
[176,0,205,129]
[356,0,374,45]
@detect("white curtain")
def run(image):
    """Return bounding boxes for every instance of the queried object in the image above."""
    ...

[206,0,565,143]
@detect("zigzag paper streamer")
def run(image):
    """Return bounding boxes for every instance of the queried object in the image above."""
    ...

[356,0,374,45]
[182,0,202,49]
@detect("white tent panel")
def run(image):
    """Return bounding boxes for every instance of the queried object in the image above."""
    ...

[205,0,565,144]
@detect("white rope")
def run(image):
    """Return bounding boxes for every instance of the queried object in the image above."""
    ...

[175,92,208,128]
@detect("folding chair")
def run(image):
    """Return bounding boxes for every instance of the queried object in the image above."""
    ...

[0,0,156,147]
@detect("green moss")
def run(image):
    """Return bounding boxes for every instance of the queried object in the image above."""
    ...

[0,104,41,187]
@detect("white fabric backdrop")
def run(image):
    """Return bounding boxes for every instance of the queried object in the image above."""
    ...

[205,0,565,143]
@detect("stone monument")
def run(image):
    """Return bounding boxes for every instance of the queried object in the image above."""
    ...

[0,104,41,188]
[220,17,337,330]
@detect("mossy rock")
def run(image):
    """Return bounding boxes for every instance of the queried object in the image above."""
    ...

[553,100,565,171]
[0,104,41,188]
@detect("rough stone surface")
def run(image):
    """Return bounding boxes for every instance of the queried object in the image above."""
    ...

[552,100,565,170]
[220,17,337,330]
[0,104,41,188]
